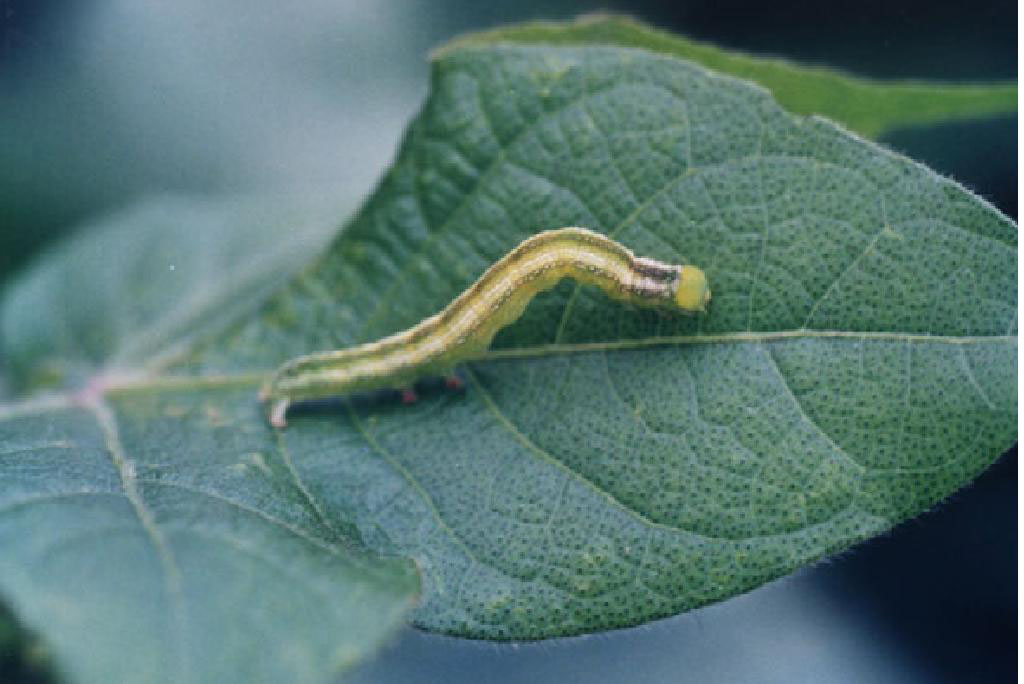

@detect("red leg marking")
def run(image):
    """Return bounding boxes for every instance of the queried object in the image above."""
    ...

[400,388,418,404]
[445,375,464,390]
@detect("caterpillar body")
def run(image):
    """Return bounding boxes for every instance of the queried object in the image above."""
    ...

[262,227,710,427]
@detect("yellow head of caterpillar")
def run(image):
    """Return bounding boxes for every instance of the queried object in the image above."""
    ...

[673,265,711,313]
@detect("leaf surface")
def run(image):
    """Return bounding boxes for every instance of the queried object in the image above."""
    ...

[0,38,1016,682]
[188,45,1016,638]
[0,196,419,683]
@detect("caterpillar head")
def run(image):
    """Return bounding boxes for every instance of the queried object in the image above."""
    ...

[673,265,711,313]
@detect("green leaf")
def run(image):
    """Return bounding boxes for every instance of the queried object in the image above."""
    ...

[189,44,1016,639]
[0,196,420,684]
[0,35,1016,679]
[438,14,1017,139]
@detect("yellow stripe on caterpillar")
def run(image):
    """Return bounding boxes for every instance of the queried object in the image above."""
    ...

[262,227,710,427]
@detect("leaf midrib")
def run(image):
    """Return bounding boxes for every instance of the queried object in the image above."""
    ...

[1,330,1011,409]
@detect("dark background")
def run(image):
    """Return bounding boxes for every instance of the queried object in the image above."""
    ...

[1,1,1016,682]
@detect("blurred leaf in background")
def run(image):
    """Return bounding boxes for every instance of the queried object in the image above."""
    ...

[442,14,1016,138]
[2,194,344,391]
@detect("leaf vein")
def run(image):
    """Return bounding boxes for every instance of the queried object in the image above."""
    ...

[88,401,192,684]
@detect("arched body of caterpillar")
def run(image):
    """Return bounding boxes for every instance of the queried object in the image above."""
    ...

[261,227,711,427]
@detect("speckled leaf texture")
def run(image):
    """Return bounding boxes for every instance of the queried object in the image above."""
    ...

[0,38,1017,684]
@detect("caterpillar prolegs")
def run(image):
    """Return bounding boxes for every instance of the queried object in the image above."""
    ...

[261,227,711,427]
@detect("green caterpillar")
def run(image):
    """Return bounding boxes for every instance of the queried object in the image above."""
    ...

[262,227,711,427]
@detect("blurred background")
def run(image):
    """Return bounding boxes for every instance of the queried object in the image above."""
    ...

[0,1,1015,682]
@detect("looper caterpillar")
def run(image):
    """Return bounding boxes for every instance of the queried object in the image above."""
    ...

[261,227,710,427]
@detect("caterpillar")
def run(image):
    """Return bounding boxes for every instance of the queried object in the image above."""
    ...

[261,227,710,427]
